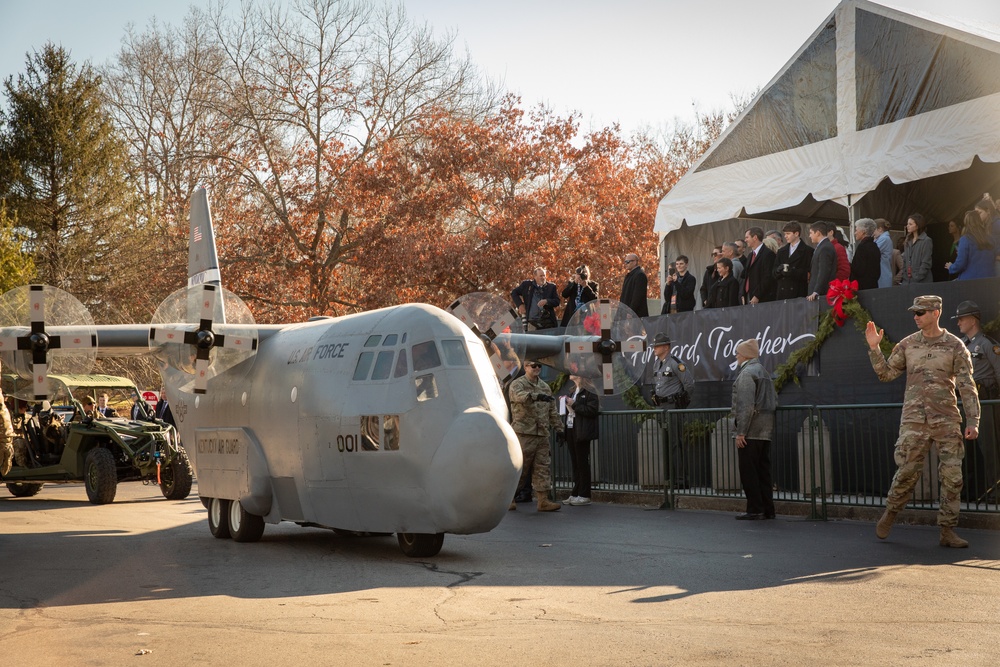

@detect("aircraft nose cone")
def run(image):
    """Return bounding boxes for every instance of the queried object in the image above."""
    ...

[428,409,522,534]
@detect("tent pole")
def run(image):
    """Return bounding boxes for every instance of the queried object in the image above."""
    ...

[847,195,858,254]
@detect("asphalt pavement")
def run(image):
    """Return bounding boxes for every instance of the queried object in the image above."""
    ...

[1,482,998,666]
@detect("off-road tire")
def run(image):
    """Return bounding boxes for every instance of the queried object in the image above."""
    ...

[208,497,231,539]
[6,482,44,498]
[396,532,444,558]
[159,447,193,500]
[84,448,117,504]
[228,500,265,543]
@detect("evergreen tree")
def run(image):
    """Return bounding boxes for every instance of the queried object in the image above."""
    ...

[0,43,143,315]
[0,201,35,294]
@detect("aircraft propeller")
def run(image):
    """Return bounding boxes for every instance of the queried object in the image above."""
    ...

[563,298,646,395]
[447,292,526,380]
[148,284,258,395]
[0,284,98,400]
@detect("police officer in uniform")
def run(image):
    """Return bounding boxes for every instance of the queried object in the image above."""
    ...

[649,333,694,488]
[953,300,1000,502]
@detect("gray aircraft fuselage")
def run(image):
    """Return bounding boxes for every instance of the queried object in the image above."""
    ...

[169,302,523,536]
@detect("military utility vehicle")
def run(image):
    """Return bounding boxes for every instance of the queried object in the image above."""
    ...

[1,374,192,504]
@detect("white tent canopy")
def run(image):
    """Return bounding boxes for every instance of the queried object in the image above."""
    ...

[655,0,1000,235]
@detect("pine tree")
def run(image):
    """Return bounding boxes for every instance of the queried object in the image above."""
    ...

[0,43,143,316]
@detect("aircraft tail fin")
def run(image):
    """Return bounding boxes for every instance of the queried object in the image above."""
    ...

[187,187,223,288]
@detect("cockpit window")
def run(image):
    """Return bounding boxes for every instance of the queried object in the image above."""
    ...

[411,341,441,372]
[382,334,398,346]
[440,339,470,366]
[364,335,381,347]
[371,351,394,380]
[352,352,375,381]
[394,350,409,378]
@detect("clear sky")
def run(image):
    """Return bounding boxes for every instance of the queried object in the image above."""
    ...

[2,0,999,135]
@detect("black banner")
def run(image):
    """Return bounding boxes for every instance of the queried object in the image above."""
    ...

[630,300,822,382]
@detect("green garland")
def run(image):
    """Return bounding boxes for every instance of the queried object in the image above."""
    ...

[772,299,893,393]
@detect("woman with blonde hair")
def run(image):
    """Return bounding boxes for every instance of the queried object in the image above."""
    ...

[946,210,995,280]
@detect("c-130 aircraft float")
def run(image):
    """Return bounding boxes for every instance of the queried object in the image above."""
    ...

[0,188,646,557]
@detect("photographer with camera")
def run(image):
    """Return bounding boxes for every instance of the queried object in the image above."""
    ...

[660,255,696,315]
[511,267,560,331]
[560,264,599,326]
[649,333,694,489]
[508,361,564,512]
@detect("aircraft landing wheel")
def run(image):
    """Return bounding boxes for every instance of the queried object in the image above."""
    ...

[396,532,444,558]
[208,497,231,539]
[228,500,265,543]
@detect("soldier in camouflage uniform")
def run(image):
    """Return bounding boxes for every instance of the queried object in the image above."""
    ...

[866,295,980,548]
[508,361,564,512]
[1,361,14,476]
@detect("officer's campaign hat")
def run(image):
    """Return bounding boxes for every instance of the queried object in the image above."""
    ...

[651,333,671,347]
[952,300,981,320]
[907,295,942,312]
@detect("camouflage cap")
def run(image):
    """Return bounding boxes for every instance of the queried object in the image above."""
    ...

[907,295,942,312]
[952,300,981,319]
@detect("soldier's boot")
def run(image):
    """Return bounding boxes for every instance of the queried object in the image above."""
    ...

[536,492,561,512]
[875,510,897,539]
[509,501,517,511]
[939,527,969,548]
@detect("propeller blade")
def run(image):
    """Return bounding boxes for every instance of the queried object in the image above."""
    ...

[488,350,506,378]
[33,361,48,400]
[199,284,218,329]
[485,309,518,339]
[601,361,614,395]
[57,333,97,350]
[447,299,476,329]
[194,357,210,394]
[216,329,258,351]
[29,285,44,333]
[620,339,646,355]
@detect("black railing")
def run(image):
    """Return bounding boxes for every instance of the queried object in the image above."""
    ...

[550,401,1000,518]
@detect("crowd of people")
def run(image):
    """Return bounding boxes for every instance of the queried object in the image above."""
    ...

[657,196,1000,313]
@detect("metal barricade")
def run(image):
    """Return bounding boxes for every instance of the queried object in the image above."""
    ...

[550,401,1000,517]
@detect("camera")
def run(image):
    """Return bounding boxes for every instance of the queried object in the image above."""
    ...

[668,263,677,276]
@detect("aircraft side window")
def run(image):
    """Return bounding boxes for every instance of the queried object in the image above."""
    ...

[415,374,438,402]
[411,341,441,372]
[440,339,470,366]
[382,334,398,346]
[360,415,380,450]
[393,350,409,378]
[364,335,382,347]
[371,350,394,381]
[360,414,401,451]
[383,415,399,451]
[353,351,375,381]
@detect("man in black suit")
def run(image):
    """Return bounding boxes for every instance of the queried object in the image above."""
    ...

[807,221,837,301]
[773,221,813,300]
[850,218,882,290]
[700,246,722,307]
[742,227,776,305]
[619,252,648,317]
[660,255,697,314]
[154,387,176,428]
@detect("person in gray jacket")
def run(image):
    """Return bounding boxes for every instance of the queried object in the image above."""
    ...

[900,213,934,284]
[730,338,778,520]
